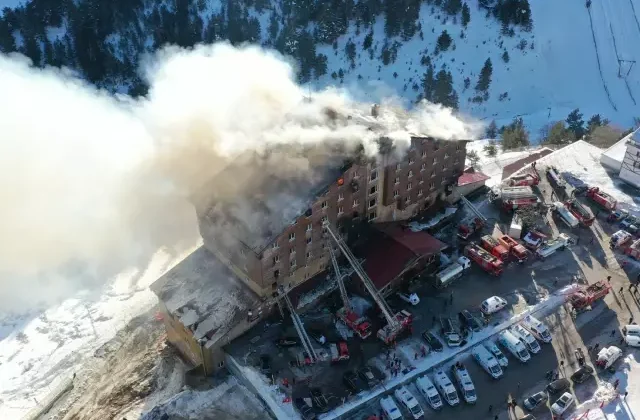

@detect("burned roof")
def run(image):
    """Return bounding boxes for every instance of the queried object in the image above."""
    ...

[151,246,260,346]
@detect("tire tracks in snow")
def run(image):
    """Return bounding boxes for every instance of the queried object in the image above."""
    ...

[587,5,618,111]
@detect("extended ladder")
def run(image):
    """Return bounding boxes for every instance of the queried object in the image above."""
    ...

[279,287,318,362]
[329,247,351,311]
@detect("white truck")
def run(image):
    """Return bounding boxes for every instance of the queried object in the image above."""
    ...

[536,233,571,259]
[397,292,420,306]
[452,362,477,404]
[509,213,523,239]
[521,315,552,343]
[498,330,531,363]
[511,324,541,354]
[553,202,579,228]
[433,370,459,406]
[380,396,403,420]
[472,345,504,379]
[415,375,443,410]
[394,386,424,419]
[435,257,471,289]
[595,346,623,370]
[484,341,508,367]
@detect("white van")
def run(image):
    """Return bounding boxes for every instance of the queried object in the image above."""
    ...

[394,386,424,419]
[484,342,508,367]
[511,324,541,354]
[498,330,531,362]
[452,362,477,404]
[521,315,552,343]
[472,345,503,379]
[622,325,640,337]
[380,396,403,420]
[433,370,459,406]
[415,375,443,410]
[480,296,508,315]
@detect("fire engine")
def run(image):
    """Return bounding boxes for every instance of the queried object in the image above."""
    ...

[546,166,566,190]
[480,235,509,261]
[586,187,617,211]
[490,186,541,212]
[564,199,595,227]
[497,234,528,263]
[464,243,504,276]
[569,280,611,313]
[458,217,484,240]
[507,171,540,187]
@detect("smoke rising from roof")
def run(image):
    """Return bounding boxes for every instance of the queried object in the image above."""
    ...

[0,43,480,311]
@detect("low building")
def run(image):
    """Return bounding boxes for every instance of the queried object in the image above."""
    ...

[455,169,490,197]
[603,128,640,188]
[150,246,264,375]
[500,148,554,180]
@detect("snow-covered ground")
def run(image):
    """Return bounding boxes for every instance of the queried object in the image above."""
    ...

[0,245,198,419]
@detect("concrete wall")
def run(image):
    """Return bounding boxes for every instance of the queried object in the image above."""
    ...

[619,141,640,189]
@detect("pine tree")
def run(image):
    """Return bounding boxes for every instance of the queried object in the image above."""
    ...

[501,117,530,150]
[345,39,356,68]
[467,149,480,167]
[444,0,463,15]
[542,121,574,145]
[437,30,452,52]
[485,120,498,138]
[461,3,471,27]
[433,69,458,109]
[475,58,493,91]
[586,114,610,134]
[502,51,510,63]
[484,140,498,157]
[422,65,436,102]
[566,108,585,139]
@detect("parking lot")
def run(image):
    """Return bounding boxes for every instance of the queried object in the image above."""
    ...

[226,163,640,420]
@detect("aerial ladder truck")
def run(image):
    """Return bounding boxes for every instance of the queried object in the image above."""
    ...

[329,247,372,339]
[457,195,488,240]
[323,222,412,345]
[278,286,319,365]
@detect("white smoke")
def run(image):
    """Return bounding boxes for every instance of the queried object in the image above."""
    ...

[0,42,481,311]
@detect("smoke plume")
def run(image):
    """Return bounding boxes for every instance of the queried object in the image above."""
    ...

[0,43,480,311]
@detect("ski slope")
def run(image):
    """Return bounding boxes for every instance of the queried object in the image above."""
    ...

[315,0,640,135]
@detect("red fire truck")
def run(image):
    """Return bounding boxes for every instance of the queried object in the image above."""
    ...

[565,199,595,227]
[569,281,611,313]
[586,187,617,211]
[464,243,504,276]
[497,234,528,263]
[458,217,484,240]
[480,235,509,261]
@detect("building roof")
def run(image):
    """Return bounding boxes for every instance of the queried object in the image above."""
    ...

[501,148,554,179]
[601,128,640,170]
[362,224,447,289]
[151,246,260,346]
[457,171,490,186]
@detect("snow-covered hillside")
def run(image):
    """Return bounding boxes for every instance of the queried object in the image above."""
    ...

[317,0,640,133]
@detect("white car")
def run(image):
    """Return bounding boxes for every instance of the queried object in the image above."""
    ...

[480,296,507,315]
[551,392,575,415]
[397,292,420,306]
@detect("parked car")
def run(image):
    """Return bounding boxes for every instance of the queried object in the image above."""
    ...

[294,397,317,420]
[518,415,536,420]
[570,365,594,384]
[458,310,483,332]
[275,337,299,347]
[546,378,571,395]
[259,355,271,376]
[310,389,330,413]
[551,392,575,415]
[440,317,462,347]
[481,296,508,315]
[421,331,444,352]
[343,371,365,393]
[358,366,381,389]
[523,391,548,411]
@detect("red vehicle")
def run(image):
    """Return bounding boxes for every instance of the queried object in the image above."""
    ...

[497,234,528,263]
[586,187,617,211]
[464,243,504,276]
[624,238,640,260]
[502,197,541,212]
[491,186,541,212]
[336,307,372,339]
[569,280,611,312]
[458,217,484,240]
[329,342,350,363]
[377,310,413,344]
[480,235,509,261]
[565,199,595,227]
[507,172,540,187]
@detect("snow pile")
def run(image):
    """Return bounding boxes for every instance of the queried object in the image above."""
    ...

[569,383,618,419]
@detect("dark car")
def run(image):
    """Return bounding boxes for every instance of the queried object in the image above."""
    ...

[310,388,329,413]
[458,310,483,332]
[358,366,381,388]
[259,355,272,376]
[294,397,317,420]
[275,337,299,347]
[523,391,548,411]
[571,365,594,384]
[343,370,366,393]
[546,378,571,395]
[421,331,444,352]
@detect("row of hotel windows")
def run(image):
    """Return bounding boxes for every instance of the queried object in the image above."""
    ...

[395,164,450,181]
